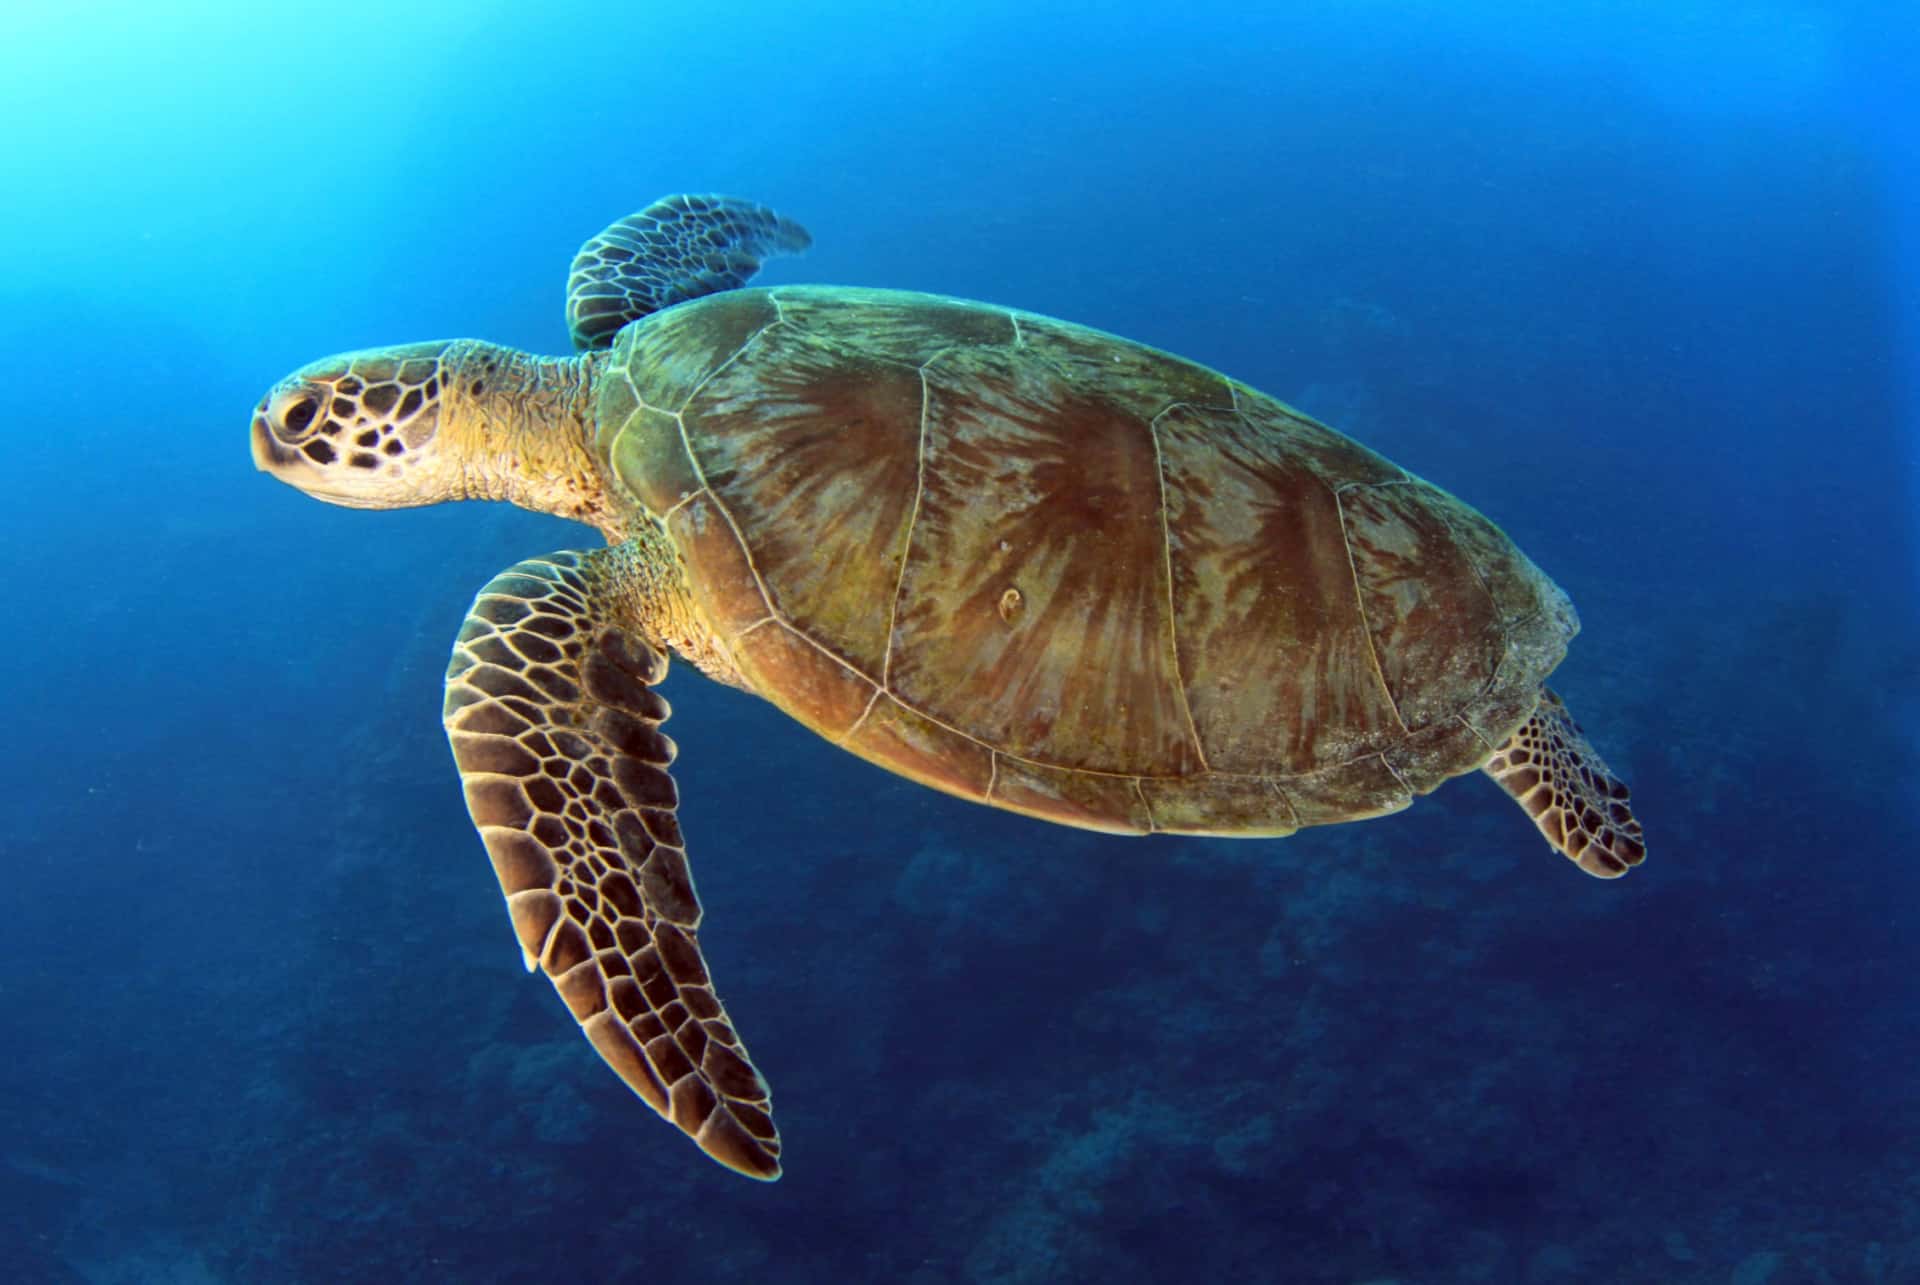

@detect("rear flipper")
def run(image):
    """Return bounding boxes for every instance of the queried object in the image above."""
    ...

[1482,687,1646,878]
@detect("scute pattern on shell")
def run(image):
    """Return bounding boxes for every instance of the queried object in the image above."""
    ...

[596,286,1573,837]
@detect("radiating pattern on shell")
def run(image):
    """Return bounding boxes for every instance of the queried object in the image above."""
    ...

[598,286,1574,837]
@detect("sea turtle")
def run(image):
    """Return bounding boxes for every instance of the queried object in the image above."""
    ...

[251,193,1644,1181]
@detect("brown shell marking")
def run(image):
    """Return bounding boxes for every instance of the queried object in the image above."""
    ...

[886,342,1200,776]
[602,286,1573,837]
[678,325,923,677]
[1156,403,1406,774]
[1339,480,1506,732]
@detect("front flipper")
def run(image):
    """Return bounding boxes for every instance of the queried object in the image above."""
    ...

[565,193,812,351]
[1482,687,1647,878]
[443,549,781,1179]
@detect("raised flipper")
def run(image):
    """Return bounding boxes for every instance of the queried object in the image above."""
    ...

[565,193,811,351]
[1482,687,1646,878]
[443,548,781,1179]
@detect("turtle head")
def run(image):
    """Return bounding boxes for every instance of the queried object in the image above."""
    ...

[252,341,464,509]
[254,338,611,529]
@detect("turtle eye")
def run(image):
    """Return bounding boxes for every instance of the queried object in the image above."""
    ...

[280,394,320,438]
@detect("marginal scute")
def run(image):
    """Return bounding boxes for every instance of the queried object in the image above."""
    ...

[1463,670,1549,755]
[731,621,877,740]
[1140,774,1297,836]
[1233,388,1405,490]
[842,695,994,804]
[1016,310,1233,409]
[990,757,1152,835]
[1381,717,1498,795]
[774,285,1015,361]
[1281,756,1412,827]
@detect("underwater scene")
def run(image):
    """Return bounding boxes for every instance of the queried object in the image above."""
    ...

[3,1,1916,1281]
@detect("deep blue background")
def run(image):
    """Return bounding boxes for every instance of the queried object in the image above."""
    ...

[3,3,1915,1281]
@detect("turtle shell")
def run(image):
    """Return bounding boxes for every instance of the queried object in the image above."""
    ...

[594,286,1575,836]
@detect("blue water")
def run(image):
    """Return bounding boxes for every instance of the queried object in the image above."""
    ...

[4,3,1915,1281]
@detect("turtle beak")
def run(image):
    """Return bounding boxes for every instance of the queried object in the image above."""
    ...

[250,413,278,472]
[251,407,294,473]
[250,405,321,482]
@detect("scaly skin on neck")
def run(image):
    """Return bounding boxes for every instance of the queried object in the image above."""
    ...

[440,342,744,688]
[254,334,744,687]
[439,342,622,538]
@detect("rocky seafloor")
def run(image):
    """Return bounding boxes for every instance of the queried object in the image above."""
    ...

[8,524,1916,1284]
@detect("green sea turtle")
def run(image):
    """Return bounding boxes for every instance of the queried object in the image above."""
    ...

[251,193,1644,1181]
